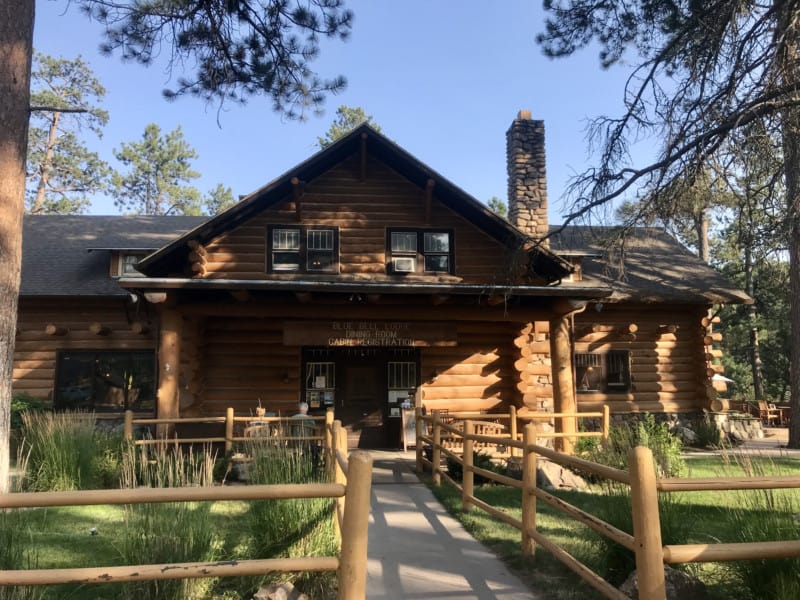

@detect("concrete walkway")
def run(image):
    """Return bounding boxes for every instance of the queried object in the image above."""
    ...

[365,450,540,600]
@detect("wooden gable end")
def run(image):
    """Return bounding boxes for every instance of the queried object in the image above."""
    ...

[197,153,520,285]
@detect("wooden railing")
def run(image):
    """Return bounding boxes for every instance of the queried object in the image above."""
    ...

[415,406,609,461]
[123,409,334,453]
[416,410,800,600]
[0,423,372,600]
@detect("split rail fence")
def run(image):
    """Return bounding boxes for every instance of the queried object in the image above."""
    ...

[416,409,800,600]
[0,417,372,600]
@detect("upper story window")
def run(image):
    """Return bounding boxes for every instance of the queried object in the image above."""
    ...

[116,252,148,277]
[387,228,455,275]
[575,350,631,393]
[267,225,339,273]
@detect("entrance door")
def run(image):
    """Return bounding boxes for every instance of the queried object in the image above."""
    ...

[340,364,385,448]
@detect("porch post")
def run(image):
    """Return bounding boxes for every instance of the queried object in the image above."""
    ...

[549,315,576,453]
[157,305,182,438]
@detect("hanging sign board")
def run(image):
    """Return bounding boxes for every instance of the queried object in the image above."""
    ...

[283,321,457,347]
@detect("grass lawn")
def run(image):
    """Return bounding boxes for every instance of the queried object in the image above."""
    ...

[427,453,800,600]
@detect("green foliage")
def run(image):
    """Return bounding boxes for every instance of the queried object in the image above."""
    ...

[446,451,506,485]
[20,411,124,491]
[0,512,43,600]
[205,183,237,215]
[115,444,220,600]
[83,1,353,117]
[111,123,204,215]
[487,196,507,218]
[244,442,337,598]
[690,414,722,448]
[587,414,686,477]
[719,455,800,600]
[26,52,110,215]
[11,392,48,430]
[317,105,381,148]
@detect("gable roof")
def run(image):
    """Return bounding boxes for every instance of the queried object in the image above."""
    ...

[136,123,572,280]
[20,215,204,297]
[550,226,751,305]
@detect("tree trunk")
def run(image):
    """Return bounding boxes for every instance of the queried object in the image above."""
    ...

[32,110,61,214]
[781,8,800,448]
[0,0,35,492]
[744,246,765,400]
[694,208,710,264]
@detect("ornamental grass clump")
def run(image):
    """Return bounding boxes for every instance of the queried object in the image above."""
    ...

[20,410,124,491]
[719,452,800,600]
[113,443,221,600]
[245,441,337,599]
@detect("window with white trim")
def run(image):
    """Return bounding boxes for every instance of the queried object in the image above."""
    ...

[387,228,454,274]
[575,350,631,393]
[267,226,339,273]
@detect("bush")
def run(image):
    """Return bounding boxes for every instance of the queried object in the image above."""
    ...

[587,413,686,478]
[20,411,126,491]
[10,393,48,430]
[446,451,505,485]
[690,413,722,448]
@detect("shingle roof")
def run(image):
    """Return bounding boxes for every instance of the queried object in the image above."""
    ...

[550,226,751,305]
[20,216,748,305]
[21,215,206,297]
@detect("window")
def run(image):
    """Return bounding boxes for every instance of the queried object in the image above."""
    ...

[55,351,156,412]
[267,226,339,273]
[388,362,417,390]
[117,252,148,277]
[387,228,454,274]
[575,350,630,393]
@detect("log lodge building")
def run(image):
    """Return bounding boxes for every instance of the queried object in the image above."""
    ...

[14,111,750,448]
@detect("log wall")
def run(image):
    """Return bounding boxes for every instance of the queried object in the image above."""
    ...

[13,299,157,402]
[199,155,520,284]
[571,304,713,414]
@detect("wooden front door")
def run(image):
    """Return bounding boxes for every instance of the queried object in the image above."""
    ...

[340,364,385,448]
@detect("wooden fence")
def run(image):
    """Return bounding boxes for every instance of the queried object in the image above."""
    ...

[416,410,800,600]
[123,408,334,453]
[0,417,372,600]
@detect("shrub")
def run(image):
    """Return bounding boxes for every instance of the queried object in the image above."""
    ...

[114,443,220,600]
[587,413,686,478]
[690,413,722,448]
[10,393,48,430]
[446,451,505,485]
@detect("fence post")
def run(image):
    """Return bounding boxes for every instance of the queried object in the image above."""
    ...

[225,407,234,453]
[415,406,423,474]
[331,420,343,539]
[338,451,373,600]
[629,446,666,600]
[602,404,610,445]
[462,420,474,513]
[325,408,334,455]
[509,405,517,458]
[521,423,537,556]
[124,410,133,441]
[432,410,441,485]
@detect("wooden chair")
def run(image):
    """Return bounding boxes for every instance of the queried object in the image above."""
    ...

[758,400,781,426]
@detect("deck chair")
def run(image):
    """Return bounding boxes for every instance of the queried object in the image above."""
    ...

[758,400,780,426]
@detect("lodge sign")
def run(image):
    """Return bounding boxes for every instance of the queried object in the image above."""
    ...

[283,321,458,347]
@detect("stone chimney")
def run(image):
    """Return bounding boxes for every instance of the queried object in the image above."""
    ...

[506,110,548,245]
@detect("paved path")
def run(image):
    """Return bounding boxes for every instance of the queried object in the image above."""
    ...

[365,450,540,600]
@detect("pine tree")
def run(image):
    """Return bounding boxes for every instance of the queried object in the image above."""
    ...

[205,183,237,215]
[27,52,110,214]
[317,105,381,148]
[111,124,203,215]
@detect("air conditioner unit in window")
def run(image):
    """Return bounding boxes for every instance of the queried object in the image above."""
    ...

[392,257,416,273]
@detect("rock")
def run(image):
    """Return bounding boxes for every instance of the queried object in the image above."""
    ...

[678,426,697,444]
[536,459,589,491]
[619,565,709,600]
[253,582,309,600]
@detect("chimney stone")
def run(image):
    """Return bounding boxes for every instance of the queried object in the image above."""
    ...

[506,110,548,244]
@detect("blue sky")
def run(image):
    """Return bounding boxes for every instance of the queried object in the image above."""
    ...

[33,1,642,219]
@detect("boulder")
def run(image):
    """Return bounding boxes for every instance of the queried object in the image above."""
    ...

[536,459,589,491]
[253,582,309,600]
[619,565,709,600]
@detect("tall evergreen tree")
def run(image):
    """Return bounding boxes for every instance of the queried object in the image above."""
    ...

[111,124,203,215]
[0,0,353,493]
[317,105,381,148]
[538,0,800,447]
[205,183,236,215]
[27,52,110,214]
